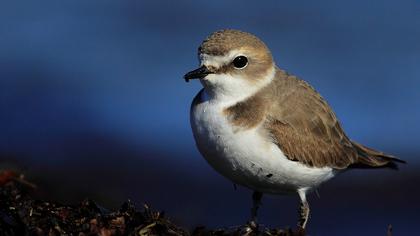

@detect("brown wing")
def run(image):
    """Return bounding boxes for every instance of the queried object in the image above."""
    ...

[264,70,359,169]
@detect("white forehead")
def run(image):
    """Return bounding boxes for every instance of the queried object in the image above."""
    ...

[200,49,242,68]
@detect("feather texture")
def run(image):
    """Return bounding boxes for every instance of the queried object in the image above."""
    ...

[224,69,404,169]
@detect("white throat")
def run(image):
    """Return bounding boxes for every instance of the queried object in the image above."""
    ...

[200,66,275,105]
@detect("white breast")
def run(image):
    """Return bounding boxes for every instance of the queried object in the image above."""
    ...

[190,90,335,194]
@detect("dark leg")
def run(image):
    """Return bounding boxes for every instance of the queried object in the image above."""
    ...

[297,189,310,230]
[250,191,263,227]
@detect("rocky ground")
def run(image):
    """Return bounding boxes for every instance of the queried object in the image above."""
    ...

[0,170,392,236]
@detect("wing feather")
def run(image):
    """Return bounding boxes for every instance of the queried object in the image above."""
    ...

[263,70,358,169]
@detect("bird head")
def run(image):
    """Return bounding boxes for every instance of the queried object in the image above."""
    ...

[184,29,276,100]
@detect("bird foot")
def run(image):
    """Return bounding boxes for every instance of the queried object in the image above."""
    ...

[297,202,310,229]
[296,226,306,236]
[240,220,259,234]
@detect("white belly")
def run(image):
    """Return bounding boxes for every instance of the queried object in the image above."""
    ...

[190,90,335,194]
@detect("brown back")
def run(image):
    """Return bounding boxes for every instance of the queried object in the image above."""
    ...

[224,69,359,169]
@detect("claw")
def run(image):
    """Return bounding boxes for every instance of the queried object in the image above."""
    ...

[240,221,259,235]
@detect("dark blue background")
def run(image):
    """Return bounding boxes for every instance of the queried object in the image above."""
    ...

[1,1,419,235]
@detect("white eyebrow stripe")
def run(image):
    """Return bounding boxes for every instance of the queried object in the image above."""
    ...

[200,50,242,68]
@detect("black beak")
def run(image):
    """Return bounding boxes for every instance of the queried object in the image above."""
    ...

[184,66,213,82]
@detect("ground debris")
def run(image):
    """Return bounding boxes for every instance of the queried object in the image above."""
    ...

[0,170,187,236]
[191,225,303,236]
[0,170,339,236]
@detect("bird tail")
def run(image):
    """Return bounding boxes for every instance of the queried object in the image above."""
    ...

[349,141,406,169]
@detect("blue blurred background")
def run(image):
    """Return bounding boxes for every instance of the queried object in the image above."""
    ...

[1,0,419,235]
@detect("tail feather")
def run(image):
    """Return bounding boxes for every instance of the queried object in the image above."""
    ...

[350,141,406,169]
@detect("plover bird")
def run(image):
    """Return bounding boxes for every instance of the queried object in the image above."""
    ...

[184,29,404,231]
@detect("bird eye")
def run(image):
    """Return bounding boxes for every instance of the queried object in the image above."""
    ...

[232,56,248,69]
